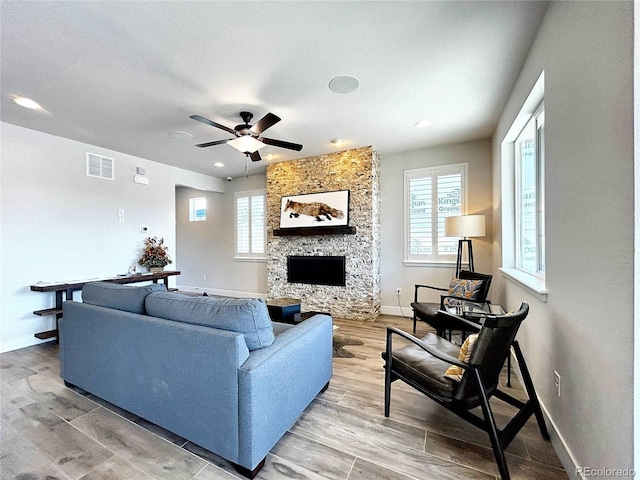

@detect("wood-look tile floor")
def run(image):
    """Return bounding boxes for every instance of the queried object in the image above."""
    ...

[0,314,568,480]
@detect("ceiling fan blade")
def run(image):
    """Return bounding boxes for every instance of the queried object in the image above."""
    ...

[249,151,262,162]
[190,114,236,135]
[260,137,303,151]
[195,139,233,148]
[251,113,281,134]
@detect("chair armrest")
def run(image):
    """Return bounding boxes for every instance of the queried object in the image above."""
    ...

[414,284,448,302]
[385,326,468,369]
[434,307,483,332]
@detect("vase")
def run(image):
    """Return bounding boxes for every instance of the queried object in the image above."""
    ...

[150,266,164,273]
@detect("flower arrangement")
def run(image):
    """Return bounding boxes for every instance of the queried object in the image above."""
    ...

[138,236,172,269]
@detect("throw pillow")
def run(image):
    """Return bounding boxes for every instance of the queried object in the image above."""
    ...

[444,333,478,382]
[447,278,484,302]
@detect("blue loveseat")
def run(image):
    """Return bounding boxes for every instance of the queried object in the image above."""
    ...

[59,282,333,478]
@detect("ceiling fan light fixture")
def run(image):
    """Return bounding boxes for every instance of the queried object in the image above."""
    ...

[227,135,266,153]
[331,138,345,147]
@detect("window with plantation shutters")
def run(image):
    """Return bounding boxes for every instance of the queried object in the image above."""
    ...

[235,189,266,259]
[404,163,468,264]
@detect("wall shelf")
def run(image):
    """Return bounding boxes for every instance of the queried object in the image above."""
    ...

[273,226,356,236]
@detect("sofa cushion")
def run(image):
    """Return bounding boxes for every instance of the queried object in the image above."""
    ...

[145,292,275,350]
[81,281,167,314]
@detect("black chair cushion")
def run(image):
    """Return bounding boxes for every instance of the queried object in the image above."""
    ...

[388,333,460,401]
[411,302,450,334]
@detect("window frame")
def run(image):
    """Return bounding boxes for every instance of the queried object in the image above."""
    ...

[234,189,267,261]
[514,103,545,277]
[403,162,468,266]
[188,197,207,222]
[499,71,547,300]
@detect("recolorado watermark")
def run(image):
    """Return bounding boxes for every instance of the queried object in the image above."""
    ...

[576,467,635,478]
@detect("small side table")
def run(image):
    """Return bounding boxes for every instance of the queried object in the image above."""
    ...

[267,298,301,323]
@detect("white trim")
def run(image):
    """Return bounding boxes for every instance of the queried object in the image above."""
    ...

[509,351,581,479]
[175,285,268,300]
[402,260,464,268]
[499,267,548,302]
[233,256,267,263]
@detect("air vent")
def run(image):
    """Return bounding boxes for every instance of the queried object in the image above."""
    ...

[86,153,114,180]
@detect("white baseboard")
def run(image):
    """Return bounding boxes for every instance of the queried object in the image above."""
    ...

[510,351,580,479]
[380,304,413,318]
[175,285,268,300]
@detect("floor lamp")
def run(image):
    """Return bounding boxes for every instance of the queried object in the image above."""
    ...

[445,215,486,277]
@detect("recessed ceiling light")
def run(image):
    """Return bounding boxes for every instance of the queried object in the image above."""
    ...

[329,76,360,94]
[14,96,42,110]
[331,138,345,147]
[168,130,193,140]
[214,162,224,167]
[263,153,275,160]
[415,120,431,128]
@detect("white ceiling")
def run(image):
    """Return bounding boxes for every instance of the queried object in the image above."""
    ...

[1,1,548,179]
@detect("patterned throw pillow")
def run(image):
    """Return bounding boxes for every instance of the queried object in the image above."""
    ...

[447,278,484,300]
[444,333,479,382]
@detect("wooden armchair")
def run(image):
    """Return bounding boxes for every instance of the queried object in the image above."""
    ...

[383,302,549,480]
[410,270,492,335]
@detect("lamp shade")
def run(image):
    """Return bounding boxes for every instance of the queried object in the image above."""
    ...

[227,135,266,153]
[445,215,485,238]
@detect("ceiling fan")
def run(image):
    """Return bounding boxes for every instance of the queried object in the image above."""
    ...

[190,111,303,162]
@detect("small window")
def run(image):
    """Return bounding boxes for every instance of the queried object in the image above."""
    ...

[235,189,266,258]
[189,197,207,222]
[404,163,468,264]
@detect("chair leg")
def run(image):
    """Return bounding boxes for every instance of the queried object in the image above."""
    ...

[474,369,511,480]
[412,313,417,334]
[511,341,550,440]
[384,330,393,417]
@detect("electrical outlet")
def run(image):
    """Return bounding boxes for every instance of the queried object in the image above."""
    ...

[554,370,561,397]
[202,274,207,281]
[396,288,401,296]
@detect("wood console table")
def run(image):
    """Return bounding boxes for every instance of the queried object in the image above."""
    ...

[30,270,181,341]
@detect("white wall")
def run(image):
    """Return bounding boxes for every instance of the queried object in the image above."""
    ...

[380,138,493,315]
[175,174,268,297]
[0,122,224,352]
[491,1,634,476]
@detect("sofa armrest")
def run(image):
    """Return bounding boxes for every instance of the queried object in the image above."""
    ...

[236,314,333,469]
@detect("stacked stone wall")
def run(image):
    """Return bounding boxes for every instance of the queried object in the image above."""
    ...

[266,147,380,321]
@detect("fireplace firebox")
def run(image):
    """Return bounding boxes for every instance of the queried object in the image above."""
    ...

[287,256,346,286]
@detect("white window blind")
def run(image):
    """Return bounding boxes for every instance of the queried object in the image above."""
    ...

[235,189,266,258]
[404,163,467,264]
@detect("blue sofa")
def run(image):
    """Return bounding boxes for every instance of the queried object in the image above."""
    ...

[59,282,333,478]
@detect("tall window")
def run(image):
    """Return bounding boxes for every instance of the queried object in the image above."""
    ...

[515,104,545,276]
[235,189,266,258]
[189,197,207,222]
[404,163,467,264]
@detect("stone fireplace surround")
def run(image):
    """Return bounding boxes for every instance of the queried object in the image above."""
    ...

[266,146,381,321]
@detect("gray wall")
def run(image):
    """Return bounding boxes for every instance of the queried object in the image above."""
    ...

[491,1,634,475]
[380,138,493,314]
[175,174,267,297]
